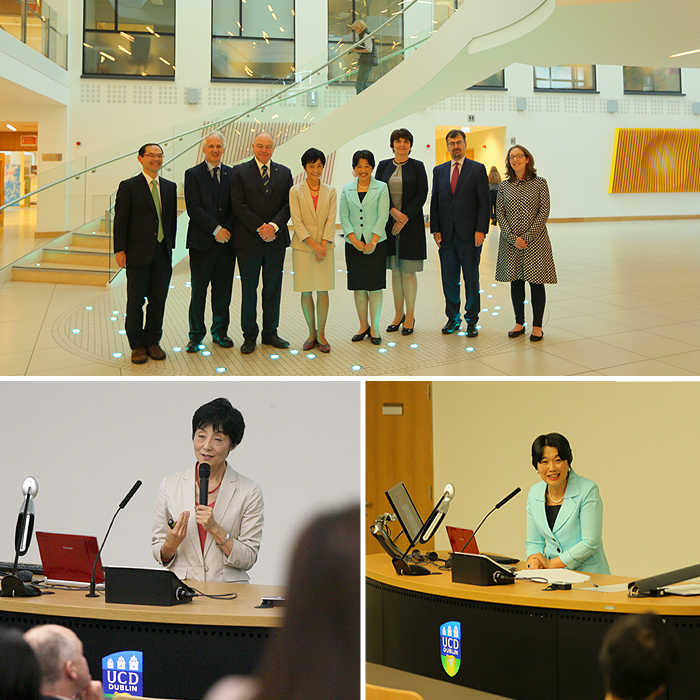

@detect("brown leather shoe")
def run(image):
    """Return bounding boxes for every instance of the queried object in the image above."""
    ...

[146,344,166,360]
[131,348,148,364]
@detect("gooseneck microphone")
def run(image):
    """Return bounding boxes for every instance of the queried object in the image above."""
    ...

[13,477,39,572]
[460,487,521,554]
[198,463,210,507]
[87,480,142,598]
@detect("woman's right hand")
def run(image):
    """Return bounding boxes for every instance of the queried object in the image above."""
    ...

[527,554,546,569]
[354,240,366,252]
[161,511,189,560]
[515,237,528,250]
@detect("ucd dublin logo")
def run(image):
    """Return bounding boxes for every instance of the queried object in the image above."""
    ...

[102,651,143,696]
[440,621,461,677]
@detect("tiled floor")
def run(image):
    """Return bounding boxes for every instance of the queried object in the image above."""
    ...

[1,208,699,376]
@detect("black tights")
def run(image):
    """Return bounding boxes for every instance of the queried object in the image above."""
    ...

[511,280,546,327]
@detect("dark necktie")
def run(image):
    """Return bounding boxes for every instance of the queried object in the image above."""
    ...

[212,166,220,195]
[450,162,460,195]
[261,164,270,195]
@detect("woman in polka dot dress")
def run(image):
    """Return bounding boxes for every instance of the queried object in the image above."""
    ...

[495,145,557,341]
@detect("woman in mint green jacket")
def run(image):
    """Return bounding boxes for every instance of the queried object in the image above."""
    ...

[525,432,610,574]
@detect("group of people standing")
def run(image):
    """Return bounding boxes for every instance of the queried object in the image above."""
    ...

[113,128,557,365]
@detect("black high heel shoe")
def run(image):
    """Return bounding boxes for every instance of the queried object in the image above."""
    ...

[401,320,415,336]
[370,332,382,345]
[386,314,405,333]
[351,328,370,342]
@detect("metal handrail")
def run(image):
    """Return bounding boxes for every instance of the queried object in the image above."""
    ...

[0,0,422,213]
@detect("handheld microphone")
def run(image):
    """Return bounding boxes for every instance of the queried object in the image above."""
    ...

[87,480,142,598]
[14,477,39,565]
[198,463,210,507]
[460,486,521,554]
[420,483,455,543]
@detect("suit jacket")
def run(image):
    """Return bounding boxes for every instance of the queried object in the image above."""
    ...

[289,180,337,251]
[230,158,293,250]
[339,177,390,244]
[113,172,177,265]
[375,157,428,260]
[429,158,490,243]
[525,469,610,574]
[152,464,264,583]
[184,160,236,252]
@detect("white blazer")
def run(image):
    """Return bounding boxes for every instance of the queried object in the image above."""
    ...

[151,464,264,582]
[289,180,337,251]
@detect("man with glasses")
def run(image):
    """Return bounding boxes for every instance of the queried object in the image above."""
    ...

[430,130,490,337]
[114,143,178,364]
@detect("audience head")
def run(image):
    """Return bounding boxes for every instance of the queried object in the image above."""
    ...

[203,131,226,166]
[192,398,245,448]
[531,432,573,469]
[599,613,679,700]
[488,165,501,184]
[252,504,360,700]
[23,624,93,700]
[351,19,367,34]
[505,144,536,181]
[252,132,275,164]
[0,627,41,700]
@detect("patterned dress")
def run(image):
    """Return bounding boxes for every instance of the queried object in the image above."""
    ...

[495,176,557,284]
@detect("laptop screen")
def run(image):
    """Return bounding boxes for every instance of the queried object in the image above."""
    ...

[36,532,104,584]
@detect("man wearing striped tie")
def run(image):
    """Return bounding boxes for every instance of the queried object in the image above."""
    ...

[114,143,178,364]
[231,132,294,355]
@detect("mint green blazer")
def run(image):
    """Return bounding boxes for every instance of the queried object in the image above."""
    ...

[525,468,610,574]
[339,176,389,244]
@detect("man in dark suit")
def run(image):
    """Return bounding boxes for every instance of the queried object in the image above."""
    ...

[231,131,293,354]
[430,129,490,337]
[25,624,106,700]
[114,143,177,364]
[184,131,236,353]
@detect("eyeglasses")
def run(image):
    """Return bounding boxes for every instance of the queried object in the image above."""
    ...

[447,141,465,147]
[509,154,526,161]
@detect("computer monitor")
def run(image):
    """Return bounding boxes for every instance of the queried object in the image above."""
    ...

[385,481,424,543]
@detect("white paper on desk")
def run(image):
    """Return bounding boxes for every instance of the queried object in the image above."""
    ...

[661,584,700,596]
[580,583,629,593]
[515,569,590,584]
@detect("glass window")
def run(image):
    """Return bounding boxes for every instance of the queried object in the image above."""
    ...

[533,64,596,91]
[623,67,682,94]
[327,0,403,85]
[83,0,175,77]
[470,70,505,89]
[212,0,295,80]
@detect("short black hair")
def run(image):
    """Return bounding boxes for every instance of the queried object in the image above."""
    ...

[599,614,679,700]
[138,143,163,157]
[0,628,41,700]
[352,149,375,168]
[531,432,573,469]
[446,129,466,143]
[390,128,413,149]
[301,148,326,168]
[192,398,245,447]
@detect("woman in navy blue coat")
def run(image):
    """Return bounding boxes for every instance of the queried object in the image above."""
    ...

[375,128,428,336]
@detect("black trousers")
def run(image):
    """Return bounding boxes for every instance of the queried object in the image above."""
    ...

[236,246,285,340]
[438,233,482,326]
[511,279,546,327]
[188,245,236,341]
[125,242,172,349]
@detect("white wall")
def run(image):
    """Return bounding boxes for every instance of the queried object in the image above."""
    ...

[432,380,700,580]
[0,380,361,586]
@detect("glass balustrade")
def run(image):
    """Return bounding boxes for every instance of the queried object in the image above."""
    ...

[2,0,450,282]
[0,0,67,68]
